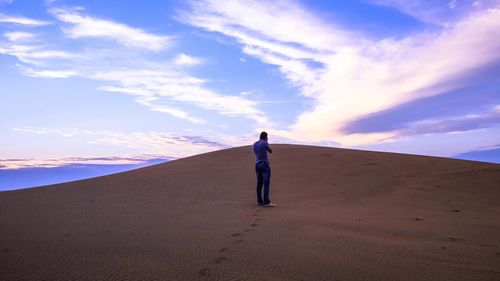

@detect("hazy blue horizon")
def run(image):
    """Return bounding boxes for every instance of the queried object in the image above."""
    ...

[1,145,498,192]
[0,158,170,191]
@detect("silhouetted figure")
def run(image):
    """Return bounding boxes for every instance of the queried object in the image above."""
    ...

[253,131,276,207]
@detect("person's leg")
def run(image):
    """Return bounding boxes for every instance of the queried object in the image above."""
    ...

[262,163,271,205]
[255,163,264,205]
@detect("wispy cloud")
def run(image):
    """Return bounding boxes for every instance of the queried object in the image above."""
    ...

[400,105,500,135]
[0,43,79,66]
[0,7,267,125]
[13,127,94,136]
[13,126,228,158]
[173,53,204,66]
[0,154,171,169]
[21,67,78,78]
[93,68,267,124]
[180,0,500,146]
[177,0,340,95]
[369,0,500,25]
[0,13,50,26]
[49,8,172,51]
[3,31,35,42]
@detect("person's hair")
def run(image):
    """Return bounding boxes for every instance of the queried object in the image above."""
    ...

[259,131,268,140]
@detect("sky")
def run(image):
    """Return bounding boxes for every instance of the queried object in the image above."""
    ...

[1,0,500,189]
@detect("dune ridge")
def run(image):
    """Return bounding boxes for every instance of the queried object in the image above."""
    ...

[1,144,500,281]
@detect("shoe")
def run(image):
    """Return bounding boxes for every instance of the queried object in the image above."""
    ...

[257,203,264,206]
[263,203,277,207]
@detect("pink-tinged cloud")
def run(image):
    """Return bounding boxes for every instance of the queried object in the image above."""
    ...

[180,1,500,146]
[0,155,171,170]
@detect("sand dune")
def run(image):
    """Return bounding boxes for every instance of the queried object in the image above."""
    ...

[1,144,500,281]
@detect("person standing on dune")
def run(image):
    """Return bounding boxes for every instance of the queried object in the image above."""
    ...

[253,131,276,207]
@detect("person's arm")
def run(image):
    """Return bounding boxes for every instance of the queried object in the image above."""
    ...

[267,146,273,153]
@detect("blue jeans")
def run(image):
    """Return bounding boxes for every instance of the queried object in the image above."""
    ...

[255,161,271,205]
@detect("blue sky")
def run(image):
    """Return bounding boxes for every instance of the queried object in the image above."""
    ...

[1,0,499,188]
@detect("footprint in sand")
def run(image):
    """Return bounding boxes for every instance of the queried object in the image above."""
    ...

[253,218,265,222]
[250,223,258,227]
[218,247,230,253]
[233,239,244,244]
[231,232,242,237]
[198,267,211,277]
[213,257,227,264]
[244,228,255,232]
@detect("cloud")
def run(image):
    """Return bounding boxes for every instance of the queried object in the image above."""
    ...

[0,7,267,125]
[0,43,79,66]
[0,13,50,26]
[136,98,206,124]
[180,0,500,146]
[13,126,228,158]
[88,131,228,156]
[0,154,172,169]
[49,8,172,51]
[448,0,458,9]
[177,0,340,95]
[177,0,349,52]
[369,0,500,25]
[400,105,500,135]
[295,6,500,144]
[3,31,35,42]
[342,77,500,136]
[93,68,267,124]
[173,53,204,66]
[22,67,78,78]
[13,126,88,136]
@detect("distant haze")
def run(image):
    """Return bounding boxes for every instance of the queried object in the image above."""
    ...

[0,159,169,191]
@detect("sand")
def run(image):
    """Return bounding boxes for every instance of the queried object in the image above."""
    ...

[1,144,500,281]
